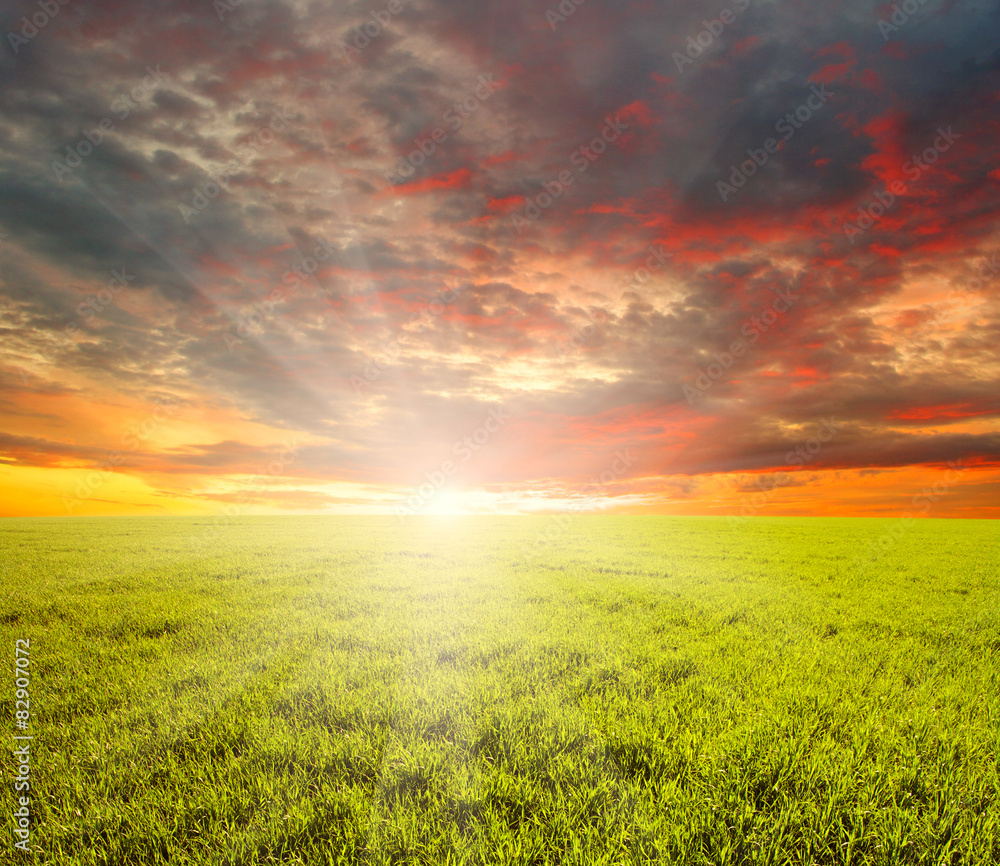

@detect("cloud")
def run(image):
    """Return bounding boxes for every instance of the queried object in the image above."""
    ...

[0,0,998,515]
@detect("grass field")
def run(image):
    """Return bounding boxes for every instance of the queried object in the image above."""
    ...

[0,515,998,865]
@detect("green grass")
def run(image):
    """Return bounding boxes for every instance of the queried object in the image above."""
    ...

[0,515,998,865]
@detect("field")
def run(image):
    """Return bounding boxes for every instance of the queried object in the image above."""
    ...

[0,515,998,865]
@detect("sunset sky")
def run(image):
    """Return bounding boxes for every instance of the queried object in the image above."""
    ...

[1,0,999,518]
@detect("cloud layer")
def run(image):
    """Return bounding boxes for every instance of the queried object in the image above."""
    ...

[1,0,998,517]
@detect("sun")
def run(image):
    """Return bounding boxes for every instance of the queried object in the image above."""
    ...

[423,489,471,517]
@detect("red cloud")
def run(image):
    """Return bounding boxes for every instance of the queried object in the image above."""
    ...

[889,404,1000,421]
[732,36,760,55]
[384,168,474,196]
[816,41,857,61]
[483,150,519,167]
[860,69,885,92]
[811,41,858,83]
[618,100,656,127]
[487,194,525,212]
[859,111,910,186]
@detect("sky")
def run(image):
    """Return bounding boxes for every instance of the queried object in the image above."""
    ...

[0,0,999,519]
